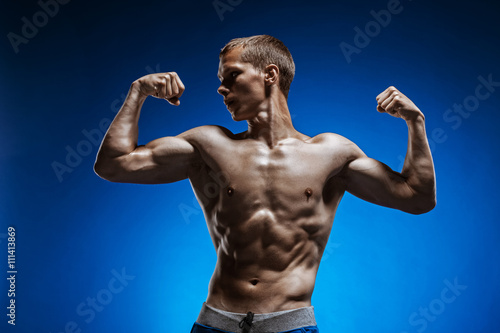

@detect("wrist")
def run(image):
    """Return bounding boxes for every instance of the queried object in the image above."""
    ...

[405,110,425,124]
[131,80,148,101]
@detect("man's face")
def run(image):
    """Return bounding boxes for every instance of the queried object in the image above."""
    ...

[217,47,267,121]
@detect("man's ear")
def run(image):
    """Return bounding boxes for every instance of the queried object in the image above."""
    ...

[264,64,279,86]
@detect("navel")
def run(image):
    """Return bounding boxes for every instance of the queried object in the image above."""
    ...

[249,278,259,286]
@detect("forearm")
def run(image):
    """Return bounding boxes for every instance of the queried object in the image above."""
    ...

[401,113,436,198]
[93,72,188,182]
[97,81,147,160]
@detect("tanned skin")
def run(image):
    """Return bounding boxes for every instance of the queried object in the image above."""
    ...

[94,47,436,314]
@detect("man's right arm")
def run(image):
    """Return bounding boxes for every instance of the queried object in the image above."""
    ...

[94,72,201,184]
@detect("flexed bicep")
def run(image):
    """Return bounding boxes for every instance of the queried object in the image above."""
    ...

[113,135,201,184]
[336,86,436,214]
[95,129,202,184]
[342,155,417,212]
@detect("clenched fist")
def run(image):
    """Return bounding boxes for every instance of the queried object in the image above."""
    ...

[376,86,423,121]
[136,72,185,106]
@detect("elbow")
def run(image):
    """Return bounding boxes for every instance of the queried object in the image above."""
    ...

[404,194,437,215]
[93,160,109,181]
[94,159,120,182]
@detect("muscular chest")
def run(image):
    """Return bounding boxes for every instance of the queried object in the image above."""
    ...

[196,139,345,213]
[230,148,319,200]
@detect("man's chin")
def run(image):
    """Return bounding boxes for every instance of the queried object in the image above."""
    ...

[229,108,245,122]
[231,113,245,122]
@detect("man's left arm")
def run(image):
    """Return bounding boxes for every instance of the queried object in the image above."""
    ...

[340,86,436,214]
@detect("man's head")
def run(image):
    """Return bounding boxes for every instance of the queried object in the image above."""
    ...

[219,35,295,99]
[217,35,295,121]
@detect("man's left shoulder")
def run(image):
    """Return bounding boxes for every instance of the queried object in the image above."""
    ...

[308,132,364,160]
[309,132,355,146]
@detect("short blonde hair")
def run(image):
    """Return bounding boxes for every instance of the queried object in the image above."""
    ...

[220,35,295,99]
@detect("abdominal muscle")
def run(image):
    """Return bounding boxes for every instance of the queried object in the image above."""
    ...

[205,207,332,314]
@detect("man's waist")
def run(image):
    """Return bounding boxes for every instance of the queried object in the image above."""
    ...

[196,302,317,332]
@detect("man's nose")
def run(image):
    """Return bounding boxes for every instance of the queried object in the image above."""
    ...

[217,84,229,96]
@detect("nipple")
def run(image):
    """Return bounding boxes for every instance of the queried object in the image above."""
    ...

[305,187,313,200]
[227,186,234,197]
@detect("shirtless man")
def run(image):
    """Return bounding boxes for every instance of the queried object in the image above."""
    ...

[94,35,436,333]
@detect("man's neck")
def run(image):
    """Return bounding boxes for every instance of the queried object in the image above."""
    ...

[246,93,298,148]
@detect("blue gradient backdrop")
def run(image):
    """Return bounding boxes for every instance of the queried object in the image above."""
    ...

[1,0,499,332]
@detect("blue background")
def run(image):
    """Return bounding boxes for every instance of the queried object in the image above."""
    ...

[1,0,499,332]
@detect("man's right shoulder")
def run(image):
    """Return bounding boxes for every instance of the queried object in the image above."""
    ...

[178,125,235,145]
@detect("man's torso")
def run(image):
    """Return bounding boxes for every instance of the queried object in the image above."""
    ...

[185,125,353,313]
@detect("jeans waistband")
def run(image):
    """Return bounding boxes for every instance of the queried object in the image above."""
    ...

[195,302,317,332]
